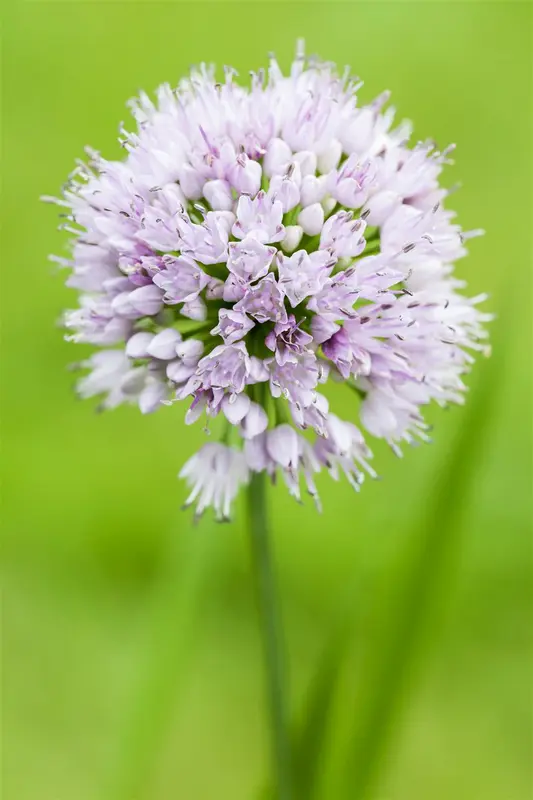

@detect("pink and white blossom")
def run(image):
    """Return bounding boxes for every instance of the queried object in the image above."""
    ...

[47,44,489,519]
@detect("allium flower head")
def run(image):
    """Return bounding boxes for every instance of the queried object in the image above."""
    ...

[46,42,490,520]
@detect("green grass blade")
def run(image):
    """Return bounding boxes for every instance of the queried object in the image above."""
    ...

[257,626,349,800]
[291,616,352,800]
[258,582,366,800]
[342,323,507,799]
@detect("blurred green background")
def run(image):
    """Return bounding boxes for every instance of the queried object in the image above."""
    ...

[2,2,532,799]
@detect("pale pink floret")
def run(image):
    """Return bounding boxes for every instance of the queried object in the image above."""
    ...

[180,443,249,522]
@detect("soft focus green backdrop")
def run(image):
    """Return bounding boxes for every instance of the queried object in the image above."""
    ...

[2,2,532,799]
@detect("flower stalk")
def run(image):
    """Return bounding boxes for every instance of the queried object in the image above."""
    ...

[247,473,293,800]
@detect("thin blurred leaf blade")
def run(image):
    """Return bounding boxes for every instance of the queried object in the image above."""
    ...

[292,620,351,800]
[342,312,508,800]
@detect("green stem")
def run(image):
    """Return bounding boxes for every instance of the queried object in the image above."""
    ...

[247,473,293,800]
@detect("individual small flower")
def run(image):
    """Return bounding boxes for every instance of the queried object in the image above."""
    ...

[177,211,230,264]
[212,309,255,344]
[234,273,288,324]
[322,325,372,379]
[180,443,249,522]
[240,401,269,439]
[76,350,132,409]
[265,315,313,365]
[245,426,322,509]
[138,372,171,414]
[146,328,183,360]
[47,43,489,520]
[280,225,303,253]
[268,170,301,213]
[203,179,234,211]
[268,350,321,415]
[319,211,367,258]
[232,192,285,243]
[277,249,335,307]
[328,156,376,208]
[300,174,328,207]
[227,237,277,284]
[112,284,164,318]
[126,331,157,359]
[152,256,210,305]
[263,138,292,177]
[227,153,262,196]
[64,296,131,345]
[315,414,377,490]
[180,341,251,398]
[298,203,325,236]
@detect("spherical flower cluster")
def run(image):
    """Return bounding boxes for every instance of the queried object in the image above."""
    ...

[46,45,490,521]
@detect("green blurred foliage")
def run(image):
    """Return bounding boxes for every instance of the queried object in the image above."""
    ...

[2,2,531,799]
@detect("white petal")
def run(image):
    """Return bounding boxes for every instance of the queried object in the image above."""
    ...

[222,393,251,424]
[300,175,327,207]
[298,203,325,236]
[167,360,196,384]
[321,197,337,215]
[293,150,317,176]
[146,328,182,360]
[363,191,399,226]
[203,179,234,211]
[263,138,292,176]
[249,356,269,382]
[129,285,164,316]
[126,332,154,359]
[317,139,342,173]
[120,368,147,396]
[280,225,303,254]
[266,425,299,468]
[176,338,204,362]
[185,395,207,425]
[244,435,269,471]
[240,402,268,439]
[139,380,167,413]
